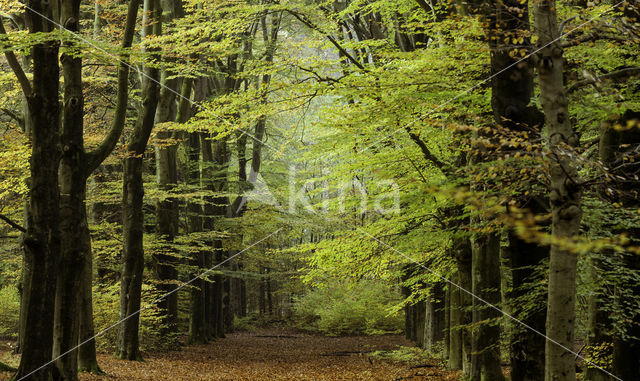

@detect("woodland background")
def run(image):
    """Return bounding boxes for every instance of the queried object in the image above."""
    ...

[0,0,639,380]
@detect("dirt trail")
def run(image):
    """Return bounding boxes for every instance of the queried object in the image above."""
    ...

[1,330,461,380]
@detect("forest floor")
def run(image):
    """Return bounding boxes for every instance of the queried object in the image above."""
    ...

[0,329,461,380]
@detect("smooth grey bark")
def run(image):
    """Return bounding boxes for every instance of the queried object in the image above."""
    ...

[534,1,583,380]
[93,1,102,39]
[116,0,162,361]
[13,1,61,379]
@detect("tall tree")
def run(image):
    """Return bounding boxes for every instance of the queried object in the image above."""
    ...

[534,0,583,379]
[53,0,86,378]
[3,1,61,379]
[153,0,184,339]
[483,0,548,379]
[78,0,142,371]
[117,0,162,360]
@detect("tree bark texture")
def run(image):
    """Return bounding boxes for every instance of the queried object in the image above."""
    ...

[534,1,583,380]
[14,1,61,379]
[117,0,162,361]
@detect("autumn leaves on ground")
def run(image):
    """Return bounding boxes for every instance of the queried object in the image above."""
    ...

[1,329,459,381]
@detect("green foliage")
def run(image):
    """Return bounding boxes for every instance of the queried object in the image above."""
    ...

[92,283,178,352]
[370,346,439,366]
[293,279,403,335]
[584,342,614,370]
[233,316,258,333]
[0,285,19,339]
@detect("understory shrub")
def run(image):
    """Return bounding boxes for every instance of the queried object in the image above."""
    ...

[92,283,178,352]
[0,285,19,339]
[293,280,403,335]
[233,315,258,332]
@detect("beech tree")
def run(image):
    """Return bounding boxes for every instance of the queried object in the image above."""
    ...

[117,0,162,361]
[0,0,638,380]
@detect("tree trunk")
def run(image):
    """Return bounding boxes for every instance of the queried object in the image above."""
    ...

[611,252,640,380]
[53,1,85,378]
[153,0,183,337]
[212,244,225,338]
[584,255,613,381]
[482,0,549,377]
[223,270,233,332]
[14,2,61,379]
[425,284,445,351]
[534,1,583,380]
[444,285,450,360]
[455,238,473,376]
[200,128,230,339]
[93,0,102,39]
[402,265,414,341]
[415,300,426,348]
[596,111,640,380]
[449,272,463,370]
[77,203,101,374]
[259,269,266,315]
[509,232,547,381]
[266,268,273,316]
[471,233,503,381]
[154,70,179,337]
[239,261,247,318]
[116,0,162,360]
[186,129,209,344]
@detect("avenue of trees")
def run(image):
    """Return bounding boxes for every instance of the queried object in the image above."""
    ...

[0,0,639,380]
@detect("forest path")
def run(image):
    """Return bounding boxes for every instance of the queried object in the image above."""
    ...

[74,329,458,381]
[1,329,461,380]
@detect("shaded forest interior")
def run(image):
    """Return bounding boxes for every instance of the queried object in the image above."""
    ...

[0,0,639,380]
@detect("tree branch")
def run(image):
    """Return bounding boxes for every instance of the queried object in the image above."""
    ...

[286,9,367,72]
[0,107,24,128]
[0,213,26,233]
[561,31,628,48]
[0,17,32,97]
[568,67,640,93]
[86,0,142,174]
[405,127,451,174]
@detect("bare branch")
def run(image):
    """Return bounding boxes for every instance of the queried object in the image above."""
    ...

[286,9,367,72]
[0,107,24,128]
[0,213,26,233]
[405,127,451,174]
[568,67,640,92]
